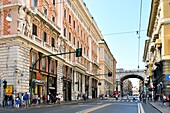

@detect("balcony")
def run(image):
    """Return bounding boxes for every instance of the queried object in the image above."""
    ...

[31,7,61,33]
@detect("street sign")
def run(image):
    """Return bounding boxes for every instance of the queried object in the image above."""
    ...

[166,74,170,81]
[5,85,13,95]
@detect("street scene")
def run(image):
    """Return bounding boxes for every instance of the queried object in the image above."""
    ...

[0,98,161,113]
[1,0,170,113]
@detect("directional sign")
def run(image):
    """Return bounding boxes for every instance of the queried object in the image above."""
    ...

[166,74,170,81]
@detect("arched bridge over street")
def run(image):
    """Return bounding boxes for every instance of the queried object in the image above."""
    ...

[116,69,145,95]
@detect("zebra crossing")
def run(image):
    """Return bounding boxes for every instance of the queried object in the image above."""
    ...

[101,99,139,103]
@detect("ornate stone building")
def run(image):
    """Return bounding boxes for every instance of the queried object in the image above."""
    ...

[143,0,170,95]
[98,39,116,96]
[0,0,107,103]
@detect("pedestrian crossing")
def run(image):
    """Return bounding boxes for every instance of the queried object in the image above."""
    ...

[100,99,139,103]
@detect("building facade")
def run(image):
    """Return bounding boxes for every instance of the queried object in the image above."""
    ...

[98,39,116,96]
[0,0,107,103]
[143,0,170,95]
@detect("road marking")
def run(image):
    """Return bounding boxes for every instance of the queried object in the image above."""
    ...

[138,103,145,113]
[83,104,111,113]
[76,104,111,113]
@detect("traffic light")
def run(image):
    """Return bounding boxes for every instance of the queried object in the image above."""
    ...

[76,48,82,57]
[3,80,7,89]
[108,72,112,77]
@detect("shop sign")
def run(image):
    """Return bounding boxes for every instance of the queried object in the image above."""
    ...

[32,79,44,85]
[166,74,170,81]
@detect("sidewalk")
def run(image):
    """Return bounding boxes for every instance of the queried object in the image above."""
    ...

[149,101,170,113]
[0,99,92,109]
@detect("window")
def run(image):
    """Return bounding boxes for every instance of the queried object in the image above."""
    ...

[44,7,47,15]
[52,16,55,22]
[52,0,55,5]
[69,32,71,41]
[64,9,66,18]
[87,50,88,56]
[81,30,82,37]
[84,34,86,40]
[77,25,79,33]
[69,15,71,24]
[42,58,46,71]
[64,28,66,37]
[32,24,37,36]
[77,41,79,48]
[73,37,75,45]
[73,20,75,28]
[51,60,54,74]
[51,37,55,47]
[33,0,38,7]
[84,48,86,54]
[69,50,71,61]
[32,52,37,65]
[43,32,47,42]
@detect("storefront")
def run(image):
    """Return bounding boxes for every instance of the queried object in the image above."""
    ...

[31,72,47,104]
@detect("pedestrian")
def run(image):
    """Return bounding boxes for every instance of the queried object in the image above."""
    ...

[168,94,170,107]
[142,94,146,103]
[147,94,149,101]
[77,93,80,101]
[139,93,142,101]
[56,94,60,104]
[83,94,86,101]
[15,93,21,108]
[43,94,46,104]
[35,94,38,104]
[149,94,152,101]
[160,93,164,107]
[23,92,29,109]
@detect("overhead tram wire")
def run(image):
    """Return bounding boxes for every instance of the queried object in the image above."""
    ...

[103,29,146,36]
[137,0,143,69]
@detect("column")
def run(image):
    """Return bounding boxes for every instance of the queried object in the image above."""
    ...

[88,77,92,99]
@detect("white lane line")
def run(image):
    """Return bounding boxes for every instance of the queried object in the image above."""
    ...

[138,103,140,113]
[138,103,145,113]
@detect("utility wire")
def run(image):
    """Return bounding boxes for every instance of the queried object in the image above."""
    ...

[103,29,146,36]
[137,0,143,69]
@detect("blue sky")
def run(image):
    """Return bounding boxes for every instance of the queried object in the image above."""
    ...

[84,0,151,70]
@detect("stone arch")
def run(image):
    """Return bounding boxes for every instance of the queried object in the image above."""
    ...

[120,74,144,82]
[119,74,144,96]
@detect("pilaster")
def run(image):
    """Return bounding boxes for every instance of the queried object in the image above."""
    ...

[57,61,64,101]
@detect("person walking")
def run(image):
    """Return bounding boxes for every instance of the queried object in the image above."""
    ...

[168,94,170,107]
[77,93,80,101]
[15,93,21,108]
[23,92,29,109]
[160,93,164,107]
[56,94,60,104]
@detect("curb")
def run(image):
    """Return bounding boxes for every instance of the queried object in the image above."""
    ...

[30,100,92,109]
[148,102,163,113]
[30,102,79,108]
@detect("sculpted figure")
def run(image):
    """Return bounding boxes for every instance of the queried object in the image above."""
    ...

[18,5,26,34]
[25,14,31,37]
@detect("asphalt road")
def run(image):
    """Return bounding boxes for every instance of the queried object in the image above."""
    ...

[0,98,161,113]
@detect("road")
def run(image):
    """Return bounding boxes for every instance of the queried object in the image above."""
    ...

[0,98,161,113]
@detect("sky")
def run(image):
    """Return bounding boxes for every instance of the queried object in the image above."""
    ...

[83,0,152,70]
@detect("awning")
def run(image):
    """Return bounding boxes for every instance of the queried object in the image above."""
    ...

[49,87,55,89]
